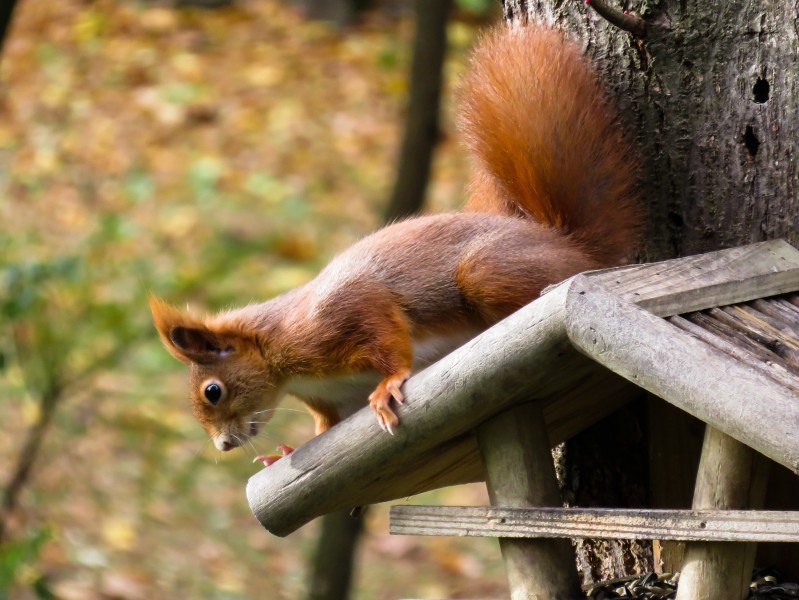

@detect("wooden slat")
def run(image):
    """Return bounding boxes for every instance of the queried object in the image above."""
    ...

[720,305,799,364]
[389,505,799,543]
[749,299,799,340]
[742,297,799,341]
[668,315,799,393]
[588,239,799,316]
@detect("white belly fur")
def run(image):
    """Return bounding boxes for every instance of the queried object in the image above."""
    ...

[280,330,480,417]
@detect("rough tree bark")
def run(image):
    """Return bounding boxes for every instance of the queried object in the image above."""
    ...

[502,0,799,585]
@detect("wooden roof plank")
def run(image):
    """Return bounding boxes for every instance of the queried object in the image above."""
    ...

[668,315,799,394]
[723,305,799,360]
[682,311,789,368]
[749,299,799,338]
[753,298,799,339]
[588,239,799,316]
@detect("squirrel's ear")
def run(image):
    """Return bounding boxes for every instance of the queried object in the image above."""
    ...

[149,296,233,365]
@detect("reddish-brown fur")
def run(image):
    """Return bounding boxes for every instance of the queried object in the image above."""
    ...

[150,24,641,453]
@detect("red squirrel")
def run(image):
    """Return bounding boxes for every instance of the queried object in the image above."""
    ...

[150,24,640,458]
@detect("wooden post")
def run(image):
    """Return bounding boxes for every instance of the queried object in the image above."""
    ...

[649,397,703,572]
[675,426,771,600]
[477,402,581,600]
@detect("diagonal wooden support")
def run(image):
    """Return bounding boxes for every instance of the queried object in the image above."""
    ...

[476,402,580,599]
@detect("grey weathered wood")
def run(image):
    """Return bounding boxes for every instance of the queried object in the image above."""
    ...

[477,403,581,599]
[752,298,799,340]
[389,505,799,542]
[564,276,799,474]
[668,314,799,393]
[720,305,799,364]
[675,427,771,600]
[588,239,799,317]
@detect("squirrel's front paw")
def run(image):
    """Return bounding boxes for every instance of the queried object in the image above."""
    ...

[253,444,294,467]
[368,370,410,435]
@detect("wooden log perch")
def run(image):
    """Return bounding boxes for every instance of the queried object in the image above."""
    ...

[247,284,581,536]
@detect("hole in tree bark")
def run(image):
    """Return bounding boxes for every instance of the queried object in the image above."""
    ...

[667,211,684,228]
[743,125,760,157]
[753,77,770,103]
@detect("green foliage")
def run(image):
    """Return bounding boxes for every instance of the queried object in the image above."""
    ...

[0,528,53,600]
[455,0,494,16]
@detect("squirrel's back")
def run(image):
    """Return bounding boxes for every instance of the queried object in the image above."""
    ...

[458,24,640,266]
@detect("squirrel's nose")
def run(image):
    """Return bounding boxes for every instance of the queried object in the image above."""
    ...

[213,435,237,451]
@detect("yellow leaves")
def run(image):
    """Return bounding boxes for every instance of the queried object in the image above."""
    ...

[0,125,14,149]
[73,9,107,44]
[21,397,40,426]
[0,1,485,597]
[137,7,180,35]
[171,52,205,81]
[244,64,285,88]
[160,206,199,239]
[134,86,186,127]
[101,517,137,551]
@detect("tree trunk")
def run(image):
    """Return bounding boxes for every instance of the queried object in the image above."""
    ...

[0,0,19,57]
[307,509,364,600]
[505,0,798,259]
[384,0,452,222]
[503,0,799,585]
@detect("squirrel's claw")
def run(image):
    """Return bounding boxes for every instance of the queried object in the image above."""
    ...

[253,444,295,467]
[369,370,408,435]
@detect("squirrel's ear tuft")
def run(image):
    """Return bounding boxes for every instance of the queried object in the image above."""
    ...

[149,295,232,365]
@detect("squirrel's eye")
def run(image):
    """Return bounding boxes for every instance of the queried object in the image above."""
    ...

[204,383,223,405]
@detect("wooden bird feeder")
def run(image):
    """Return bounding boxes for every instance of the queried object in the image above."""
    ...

[247,239,799,599]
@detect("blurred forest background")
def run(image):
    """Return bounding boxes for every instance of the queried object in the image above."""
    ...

[0,0,511,598]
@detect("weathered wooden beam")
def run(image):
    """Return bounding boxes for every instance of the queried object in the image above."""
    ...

[247,283,579,536]
[389,505,799,542]
[589,239,799,316]
[675,427,771,600]
[565,276,799,474]
[477,403,581,599]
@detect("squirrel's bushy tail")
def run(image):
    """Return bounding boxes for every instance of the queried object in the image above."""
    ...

[458,24,641,266]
